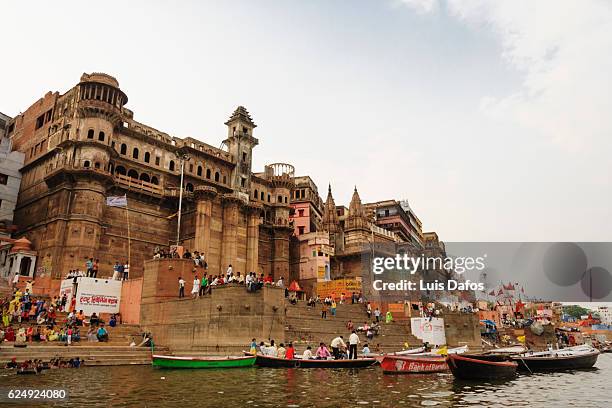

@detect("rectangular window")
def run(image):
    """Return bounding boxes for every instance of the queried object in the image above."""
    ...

[155,156,160,166]
[35,115,44,130]
[0,173,8,185]
[298,226,305,235]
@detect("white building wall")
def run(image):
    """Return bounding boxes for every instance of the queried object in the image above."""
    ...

[597,307,612,325]
[0,112,24,225]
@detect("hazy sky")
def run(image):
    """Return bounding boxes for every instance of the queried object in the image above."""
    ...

[2,0,611,242]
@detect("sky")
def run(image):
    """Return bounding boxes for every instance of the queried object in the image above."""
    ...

[1,0,611,242]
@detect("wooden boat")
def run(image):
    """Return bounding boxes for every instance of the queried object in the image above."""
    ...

[246,353,377,368]
[486,345,527,355]
[380,355,448,374]
[512,348,600,372]
[17,368,38,375]
[371,345,468,363]
[447,353,518,380]
[152,354,255,369]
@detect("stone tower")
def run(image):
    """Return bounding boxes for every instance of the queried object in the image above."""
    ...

[322,184,343,251]
[223,106,258,198]
[43,73,128,277]
[344,186,370,248]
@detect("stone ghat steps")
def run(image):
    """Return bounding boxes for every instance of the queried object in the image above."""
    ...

[4,324,143,345]
[284,302,423,352]
[0,345,163,366]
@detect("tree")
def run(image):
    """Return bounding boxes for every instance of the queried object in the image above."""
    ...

[562,305,590,319]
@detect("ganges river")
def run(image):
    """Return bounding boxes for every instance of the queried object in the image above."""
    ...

[1,354,610,407]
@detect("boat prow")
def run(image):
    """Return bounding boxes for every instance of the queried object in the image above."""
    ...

[447,353,518,380]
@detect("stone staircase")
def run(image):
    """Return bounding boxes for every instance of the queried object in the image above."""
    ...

[0,344,165,366]
[284,301,421,353]
[0,309,163,365]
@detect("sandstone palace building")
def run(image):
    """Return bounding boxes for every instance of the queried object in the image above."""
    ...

[5,73,295,293]
[3,72,448,298]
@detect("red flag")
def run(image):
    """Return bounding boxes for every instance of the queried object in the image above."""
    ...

[515,300,525,312]
[488,290,495,296]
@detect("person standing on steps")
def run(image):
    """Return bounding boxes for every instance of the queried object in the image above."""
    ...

[191,275,200,299]
[178,277,185,298]
[374,307,381,323]
[348,330,360,359]
[321,303,328,319]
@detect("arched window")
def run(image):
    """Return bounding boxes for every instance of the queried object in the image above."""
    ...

[285,196,288,203]
[185,183,194,192]
[254,189,258,199]
[87,129,94,139]
[83,160,90,168]
[139,173,150,183]
[278,195,282,203]
[144,152,150,163]
[214,172,220,182]
[133,147,139,159]
[223,175,227,184]
[197,166,202,177]
[169,160,175,171]
[98,131,105,141]
[260,191,264,200]
[120,144,127,155]
[94,162,101,169]
[206,169,211,179]
[115,166,127,176]
[151,176,159,185]
[267,194,271,202]
[128,169,139,179]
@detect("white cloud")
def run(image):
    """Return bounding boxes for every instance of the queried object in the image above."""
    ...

[399,0,612,150]
[396,0,439,14]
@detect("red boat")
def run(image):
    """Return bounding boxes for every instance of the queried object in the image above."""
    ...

[380,355,448,374]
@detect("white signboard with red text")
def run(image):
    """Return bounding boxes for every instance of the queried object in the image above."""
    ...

[410,317,447,346]
[73,277,122,316]
[59,279,74,309]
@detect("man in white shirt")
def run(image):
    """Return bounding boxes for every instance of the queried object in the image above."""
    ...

[178,277,185,298]
[226,264,233,280]
[276,277,284,288]
[348,330,360,359]
[330,336,346,360]
[302,346,313,360]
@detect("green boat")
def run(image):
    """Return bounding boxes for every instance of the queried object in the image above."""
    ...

[152,354,256,369]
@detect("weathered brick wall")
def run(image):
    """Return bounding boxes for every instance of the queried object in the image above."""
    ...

[442,312,482,347]
[140,261,285,351]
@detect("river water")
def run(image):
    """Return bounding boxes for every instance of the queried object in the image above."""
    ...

[1,354,610,407]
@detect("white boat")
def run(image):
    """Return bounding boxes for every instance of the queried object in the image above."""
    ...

[414,345,469,357]
[487,345,527,355]
[520,345,598,358]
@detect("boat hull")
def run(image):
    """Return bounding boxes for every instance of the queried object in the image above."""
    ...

[512,350,599,371]
[152,355,256,369]
[381,355,448,374]
[447,354,517,380]
[249,353,376,368]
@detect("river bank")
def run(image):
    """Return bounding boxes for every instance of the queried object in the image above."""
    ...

[2,354,610,407]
